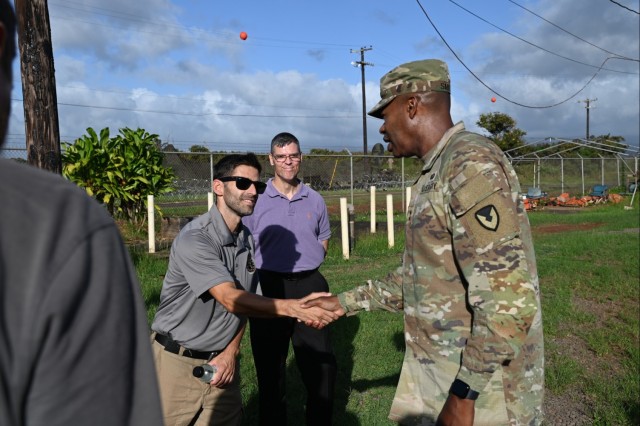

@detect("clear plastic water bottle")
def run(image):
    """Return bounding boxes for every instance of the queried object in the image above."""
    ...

[192,364,216,383]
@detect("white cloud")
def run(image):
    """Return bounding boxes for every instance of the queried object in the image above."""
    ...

[6,0,639,154]
[459,0,639,144]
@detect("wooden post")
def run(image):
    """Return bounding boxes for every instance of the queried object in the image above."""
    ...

[370,185,376,233]
[148,195,155,253]
[405,186,412,213]
[386,194,394,248]
[340,197,349,259]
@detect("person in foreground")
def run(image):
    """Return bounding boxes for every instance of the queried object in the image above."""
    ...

[243,132,337,425]
[150,152,341,426]
[304,59,544,425]
[0,3,164,425]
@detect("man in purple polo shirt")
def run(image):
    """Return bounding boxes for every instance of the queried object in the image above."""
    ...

[243,132,337,425]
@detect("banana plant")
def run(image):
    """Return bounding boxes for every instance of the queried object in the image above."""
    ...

[62,127,175,224]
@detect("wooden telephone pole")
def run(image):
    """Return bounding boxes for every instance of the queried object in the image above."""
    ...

[350,46,373,155]
[15,0,61,173]
[579,98,597,141]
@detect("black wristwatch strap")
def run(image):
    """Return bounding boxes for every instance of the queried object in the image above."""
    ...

[449,379,479,400]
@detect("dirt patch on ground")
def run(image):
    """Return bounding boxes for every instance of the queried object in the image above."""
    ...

[533,222,604,234]
[543,391,593,425]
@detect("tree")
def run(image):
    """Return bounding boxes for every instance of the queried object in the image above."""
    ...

[62,127,175,224]
[15,0,61,173]
[592,134,627,154]
[476,112,527,152]
[189,144,210,153]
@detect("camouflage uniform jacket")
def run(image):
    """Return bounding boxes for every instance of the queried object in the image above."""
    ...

[337,122,544,425]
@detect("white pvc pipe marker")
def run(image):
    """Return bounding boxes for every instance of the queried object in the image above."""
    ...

[406,186,412,213]
[147,194,155,253]
[370,185,376,233]
[208,192,214,210]
[386,194,394,248]
[340,197,349,259]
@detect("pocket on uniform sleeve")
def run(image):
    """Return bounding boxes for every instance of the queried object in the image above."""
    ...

[450,171,519,249]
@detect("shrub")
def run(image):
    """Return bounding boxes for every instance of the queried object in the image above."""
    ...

[62,127,175,224]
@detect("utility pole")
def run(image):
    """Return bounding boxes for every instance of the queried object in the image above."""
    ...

[579,98,597,141]
[15,0,62,173]
[350,46,373,155]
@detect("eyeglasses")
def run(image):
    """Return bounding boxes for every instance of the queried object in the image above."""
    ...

[217,176,267,194]
[272,153,301,163]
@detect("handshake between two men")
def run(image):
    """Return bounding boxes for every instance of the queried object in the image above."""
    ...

[290,293,345,329]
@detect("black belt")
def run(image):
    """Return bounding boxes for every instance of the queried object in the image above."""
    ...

[154,333,220,360]
[262,268,318,281]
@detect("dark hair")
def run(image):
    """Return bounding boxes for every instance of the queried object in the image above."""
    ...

[271,132,300,153]
[0,0,16,77]
[213,152,262,180]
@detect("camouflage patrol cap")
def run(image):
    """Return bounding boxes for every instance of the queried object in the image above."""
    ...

[368,59,451,119]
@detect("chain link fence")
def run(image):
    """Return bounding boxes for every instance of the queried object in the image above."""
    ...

[2,147,638,218]
[511,155,639,196]
[158,152,424,217]
[157,152,639,217]
[0,147,27,162]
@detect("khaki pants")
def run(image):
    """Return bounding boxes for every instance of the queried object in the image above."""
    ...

[152,340,242,426]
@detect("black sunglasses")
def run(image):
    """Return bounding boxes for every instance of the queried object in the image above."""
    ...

[217,176,267,194]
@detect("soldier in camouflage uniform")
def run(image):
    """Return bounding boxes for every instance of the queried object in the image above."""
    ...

[304,59,544,425]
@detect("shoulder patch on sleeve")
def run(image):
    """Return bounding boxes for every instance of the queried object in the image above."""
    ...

[475,205,499,231]
[449,171,520,249]
[464,193,519,249]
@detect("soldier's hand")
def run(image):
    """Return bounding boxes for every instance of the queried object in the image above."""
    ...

[287,297,340,329]
[301,295,345,316]
[435,394,474,426]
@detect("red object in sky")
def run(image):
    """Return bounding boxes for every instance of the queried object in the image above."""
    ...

[240,31,248,40]
[491,97,496,103]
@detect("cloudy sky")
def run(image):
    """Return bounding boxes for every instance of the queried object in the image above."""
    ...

[6,0,640,153]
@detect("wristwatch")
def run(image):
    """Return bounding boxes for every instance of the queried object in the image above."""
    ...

[449,379,479,400]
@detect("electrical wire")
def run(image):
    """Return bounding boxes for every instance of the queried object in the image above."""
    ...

[10,98,359,119]
[447,0,637,73]
[414,0,632,109]
[507,0,639,61]
[608,0,640,14]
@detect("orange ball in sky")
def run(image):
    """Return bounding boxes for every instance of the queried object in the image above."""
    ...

[491,97,496,103]
[240,31,248,40]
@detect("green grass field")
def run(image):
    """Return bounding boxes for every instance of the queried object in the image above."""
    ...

[131,199,640,425]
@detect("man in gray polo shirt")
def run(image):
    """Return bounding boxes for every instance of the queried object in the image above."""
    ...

[151,153,341,426]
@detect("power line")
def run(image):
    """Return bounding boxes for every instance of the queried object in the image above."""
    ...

[608,0,640,14]
[447,0,637,73]
[10,97,359,119]
[507,0,639,61]
[53,83,356,113]
[414,0,617,109]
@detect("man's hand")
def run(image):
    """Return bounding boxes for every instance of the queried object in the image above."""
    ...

[207,323,244,388]
[298,294,345,328]
[435,394,475,426]
[285,292,343,329]
[301,294,344,314]
[208,351,236,388]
